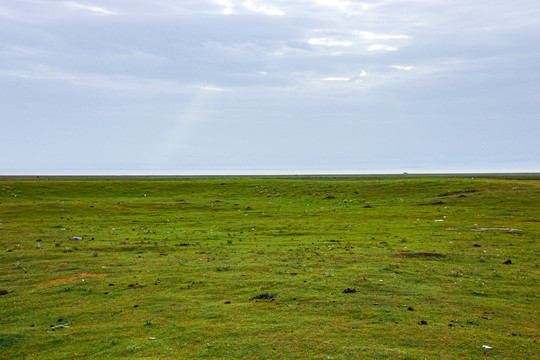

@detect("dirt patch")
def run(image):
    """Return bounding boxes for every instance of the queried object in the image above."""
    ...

[399,252,446,258]
[439,190,478,197]
[419,201,445,206]
[250,293,274,300]
[38,273,106,287]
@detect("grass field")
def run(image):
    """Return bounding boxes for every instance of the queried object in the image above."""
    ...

[0,175,538,359]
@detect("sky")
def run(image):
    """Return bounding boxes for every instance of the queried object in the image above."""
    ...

[1,0,539,175]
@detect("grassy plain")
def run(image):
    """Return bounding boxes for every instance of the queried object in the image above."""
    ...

[0,175,538,359]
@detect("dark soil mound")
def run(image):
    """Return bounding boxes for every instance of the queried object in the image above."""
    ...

[250,293,274,300]
[400,252,446,258]
[439,190,478,197]
[419,201,445,206]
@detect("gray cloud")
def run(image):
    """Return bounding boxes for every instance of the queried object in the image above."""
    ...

[1,0,539,173]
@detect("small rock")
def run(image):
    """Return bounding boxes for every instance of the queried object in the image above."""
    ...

[343,288,356,294]
[482,345,492,349]
[250,293,274,300]
[149,337,156,340]
[72,237,83,240]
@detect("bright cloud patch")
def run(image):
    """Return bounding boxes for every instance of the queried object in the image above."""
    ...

[392,65,414,71]
[63,2,117,15]
[310,0,372,12]
[201,86,225,91]
[321,77,350,81]
[309,38,354,47]
[243,1,284,16]
[214,0,234,14]
[357,31,410,40]
[311,0,351,12]
[367,44,397,51]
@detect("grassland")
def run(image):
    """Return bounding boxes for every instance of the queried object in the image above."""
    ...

[0,175,538,359]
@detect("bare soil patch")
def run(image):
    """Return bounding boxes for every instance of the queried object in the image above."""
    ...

[399,252,446,258]
[38,273,106,287]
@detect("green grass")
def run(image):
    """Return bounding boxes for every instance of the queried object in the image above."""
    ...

[0,175,538,359]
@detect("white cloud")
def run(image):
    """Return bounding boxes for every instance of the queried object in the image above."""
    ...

[308,38,354,47]
[310,0,351,11]
[367,44,397,51]
[201,85,225,91]
[357,31,410,40]
[214,0,234,14]
[392,65,414,71]
[321,77,350,81]
[308,0,372,12]
[243,1,284,16]
[63,2,117,15]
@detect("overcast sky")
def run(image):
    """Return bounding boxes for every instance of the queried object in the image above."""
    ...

[1,0,539,174]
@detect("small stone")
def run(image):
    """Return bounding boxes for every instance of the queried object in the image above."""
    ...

[72,237,83,240]
[250,293,274,300]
